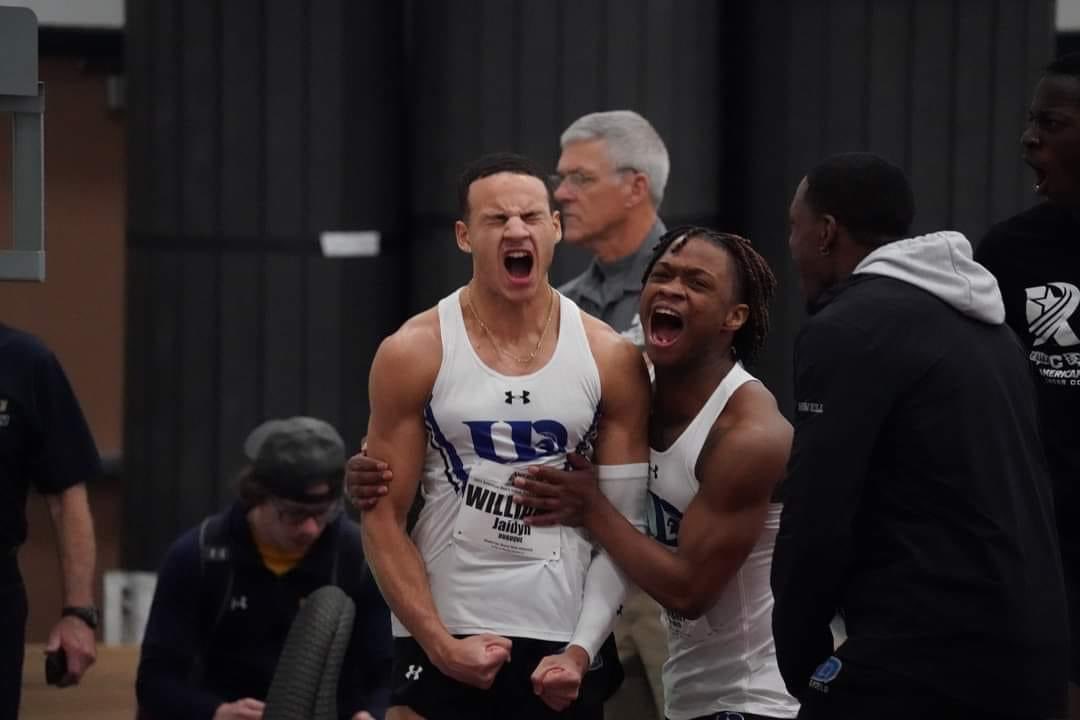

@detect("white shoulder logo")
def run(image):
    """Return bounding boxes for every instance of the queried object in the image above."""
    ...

[1026,283,1080,348]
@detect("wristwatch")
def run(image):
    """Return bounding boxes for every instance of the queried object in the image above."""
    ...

[61,605,100,630]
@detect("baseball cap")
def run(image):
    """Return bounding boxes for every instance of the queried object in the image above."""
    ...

[243,416,345,503]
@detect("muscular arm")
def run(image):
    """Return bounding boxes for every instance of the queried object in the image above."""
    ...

[359,320,450,659]
[45,484,96,607]
[586,383,790,618]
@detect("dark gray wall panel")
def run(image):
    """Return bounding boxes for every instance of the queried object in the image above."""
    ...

[823,0,868,154]
[305,257,343,431]
[180,0,217,238]
[339,255,408,450]
[664,0,722,220]
[220,0,260,238]
[149,0,179,236]
[176,254,219,528]
[121,248,153,565]
[908,0,954,233]
[261,255,305,419]
[742,0,1054,415]
[307,0,344,233]
[341,0,407,231]
[125,0,409,568]
[517,0,561,169]
[952,0,994,238]
[605,0,641,109]
[125,0,1056,568]
[264,1,305,239]
[866,1,911,167]
[990,0,1031,226]
[145,252,181,556]
[217,252,262,500]
[126,0,152,232]
[479,0,516,151]
[561,0,605,121]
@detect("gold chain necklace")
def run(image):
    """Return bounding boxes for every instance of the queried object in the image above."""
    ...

[465,286,556,365]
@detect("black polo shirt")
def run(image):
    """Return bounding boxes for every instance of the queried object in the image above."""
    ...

[0,324,101,548]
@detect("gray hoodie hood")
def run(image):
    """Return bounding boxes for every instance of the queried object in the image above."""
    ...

[853,231,1005,324]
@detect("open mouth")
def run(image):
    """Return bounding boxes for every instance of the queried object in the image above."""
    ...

[649,307,684,348]
[504,249,535,281]
[1034,167,1048,194]
[1025,156,1049,194]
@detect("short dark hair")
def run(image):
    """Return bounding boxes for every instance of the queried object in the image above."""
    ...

[457,152,554,220]
[642,226,777,366]
[804,152,915,247]
[1046,52,1080,80]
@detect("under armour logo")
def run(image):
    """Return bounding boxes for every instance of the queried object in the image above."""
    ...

[505,390,531,404]
[405,664,423,680]
[207,547,228,561]
[650,464,658,480]
[1027,282,1080,347]
[230,596,248,611]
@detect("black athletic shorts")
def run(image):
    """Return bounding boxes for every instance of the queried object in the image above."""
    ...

[796,657,1043,720]
[390,634,622,720]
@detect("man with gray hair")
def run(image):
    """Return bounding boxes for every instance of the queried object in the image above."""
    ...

[553,110,669,719]
[554,110,669,347]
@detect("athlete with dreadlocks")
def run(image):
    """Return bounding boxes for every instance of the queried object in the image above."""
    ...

[513,226,799,720]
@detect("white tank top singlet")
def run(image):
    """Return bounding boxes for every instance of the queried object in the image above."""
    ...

[648,363,799,720]
[391,288,603,643]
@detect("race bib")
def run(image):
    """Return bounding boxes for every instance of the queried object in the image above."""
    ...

[453,459,561,561]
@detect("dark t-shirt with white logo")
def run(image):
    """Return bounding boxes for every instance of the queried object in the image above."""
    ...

[978,203,1080,554]
[0,324,101,548]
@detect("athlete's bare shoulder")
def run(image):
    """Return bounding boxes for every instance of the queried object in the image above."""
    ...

[724,379,788,433]
[576,310,650,432]
[579,311,645,378]
[694,378,792,495]
[705,378,792,471]
[370,307,442,400]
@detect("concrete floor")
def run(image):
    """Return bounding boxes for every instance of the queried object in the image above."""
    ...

[21,643,139,720]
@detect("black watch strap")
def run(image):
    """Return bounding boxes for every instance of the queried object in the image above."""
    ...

[62,605,99,630]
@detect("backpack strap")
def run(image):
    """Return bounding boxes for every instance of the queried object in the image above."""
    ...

[198,513,235,637]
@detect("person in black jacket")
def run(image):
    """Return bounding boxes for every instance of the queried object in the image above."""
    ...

[136,416,391,720]
[976,52,1080,720]
[772,152,1068,720]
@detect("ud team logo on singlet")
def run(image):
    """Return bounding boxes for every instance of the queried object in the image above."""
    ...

[464,420,569,464]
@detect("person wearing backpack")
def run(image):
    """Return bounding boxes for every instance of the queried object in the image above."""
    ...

[135,417,391,720]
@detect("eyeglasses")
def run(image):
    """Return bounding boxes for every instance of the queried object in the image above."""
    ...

[549,166,639,191]
[271,498,342,526]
